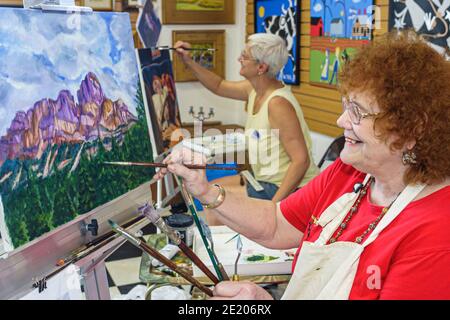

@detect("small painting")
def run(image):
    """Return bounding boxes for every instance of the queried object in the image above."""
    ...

[309,0,374,87]
[176,0,224,11]
[82,0,114,11]
[254,0,300,85]
[172,30,225,82]
[163,0,234,24]
[123,0,140,10]
[137,0,162,48]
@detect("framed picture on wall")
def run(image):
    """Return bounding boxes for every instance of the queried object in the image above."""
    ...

[254,0,300,85]
[82,0,113,11]
[163,0,235,24]
[309,0,373,88]
[0,0,23,7]
[123,0,140,10]
[388,0,450,57]
[172,30,225,82]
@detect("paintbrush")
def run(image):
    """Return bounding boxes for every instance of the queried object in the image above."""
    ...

[140,203,220,284]
[199,218,230,281]
[174,175,229,281]
[108,220,213,297]
[103,161,239,171]
[232,235,243,281]
[155,45,217,52]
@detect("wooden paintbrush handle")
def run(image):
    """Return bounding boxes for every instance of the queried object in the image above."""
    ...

[178,241,220,285]
[139,242,213,296]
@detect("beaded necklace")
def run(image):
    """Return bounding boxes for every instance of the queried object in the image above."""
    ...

[328,177,399,244]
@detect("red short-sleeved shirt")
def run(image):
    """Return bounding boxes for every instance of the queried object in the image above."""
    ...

[280,159,450,300]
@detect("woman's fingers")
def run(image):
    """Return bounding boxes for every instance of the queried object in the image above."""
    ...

[210,281,274,300]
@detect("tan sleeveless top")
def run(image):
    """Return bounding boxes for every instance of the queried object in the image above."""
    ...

[245,85,319,187]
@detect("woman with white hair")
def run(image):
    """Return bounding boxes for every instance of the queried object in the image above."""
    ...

[175,33,319,221]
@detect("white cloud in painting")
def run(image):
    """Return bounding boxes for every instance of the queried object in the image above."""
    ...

[0,9,139,136]
[313,3,323,12]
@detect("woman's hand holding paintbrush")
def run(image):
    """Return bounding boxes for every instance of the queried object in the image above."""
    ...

[153,147,214,200]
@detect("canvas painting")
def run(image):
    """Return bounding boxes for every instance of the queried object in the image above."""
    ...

[388,0,450,57]
[137,0,162,48]
[0,9,154,252]
[172,30,225,82]
[163,0,234,24]
[310,0,373,87]
[175,0,225,11]
[254,0,299,85]
[137,49,183,155]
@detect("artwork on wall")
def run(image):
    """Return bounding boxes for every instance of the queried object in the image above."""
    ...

[254,0,300,85]
[309,0,374,87]
[0,0,23,7]
[389,0,450,57]
[137,0,162,48]
[162,0,235,24]
[0,9,154,252]
[137,49,183,155]
[172,30,225,82]
[81,0,114,11]
[123,0,140,10]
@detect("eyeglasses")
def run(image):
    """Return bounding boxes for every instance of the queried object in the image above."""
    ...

[342,97,381,125]
[238,50,258,62]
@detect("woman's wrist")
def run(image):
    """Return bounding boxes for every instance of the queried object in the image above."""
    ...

[198,184,218,202]
[183,57,194,67]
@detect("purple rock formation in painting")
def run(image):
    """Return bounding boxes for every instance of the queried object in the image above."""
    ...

[77,72,106,107]
[0,72,137,166]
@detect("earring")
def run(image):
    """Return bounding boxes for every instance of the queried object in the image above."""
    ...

[402,150,417,165]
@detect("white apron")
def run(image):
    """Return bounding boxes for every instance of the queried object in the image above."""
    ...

[281,175,425,300]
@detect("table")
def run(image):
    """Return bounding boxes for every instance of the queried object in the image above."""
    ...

[139,234,291,299]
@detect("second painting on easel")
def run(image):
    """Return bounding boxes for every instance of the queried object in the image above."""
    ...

[137,49,183,155]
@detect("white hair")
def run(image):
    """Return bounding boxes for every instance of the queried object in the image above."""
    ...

[247,33,289,78]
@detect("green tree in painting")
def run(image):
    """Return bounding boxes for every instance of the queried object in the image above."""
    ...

[3,81,155,247]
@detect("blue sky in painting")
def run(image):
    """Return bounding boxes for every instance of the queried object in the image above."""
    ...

[0,8,139,135]
[310,0,373,38]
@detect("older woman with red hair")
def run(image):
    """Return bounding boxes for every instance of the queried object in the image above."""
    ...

[155,30,450,299]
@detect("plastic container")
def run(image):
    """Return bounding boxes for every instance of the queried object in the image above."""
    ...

[164,213,194,247]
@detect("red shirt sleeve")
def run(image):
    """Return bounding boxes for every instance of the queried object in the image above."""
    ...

[279,159,348,233]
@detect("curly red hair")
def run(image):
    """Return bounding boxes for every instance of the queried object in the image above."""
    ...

[338,30,450,185]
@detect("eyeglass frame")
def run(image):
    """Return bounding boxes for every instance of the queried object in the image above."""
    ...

[238,50,259,62]
[341,96,381,125]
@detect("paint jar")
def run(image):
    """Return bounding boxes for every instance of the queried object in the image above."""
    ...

[164,213,194,247]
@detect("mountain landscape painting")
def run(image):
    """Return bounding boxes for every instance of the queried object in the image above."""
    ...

[0,8,154,252]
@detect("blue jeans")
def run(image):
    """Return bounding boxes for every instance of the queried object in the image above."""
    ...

[246,180,279,200]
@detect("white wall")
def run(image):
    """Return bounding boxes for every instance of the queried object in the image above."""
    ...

[153,1,335,162]
[154,0,247,126]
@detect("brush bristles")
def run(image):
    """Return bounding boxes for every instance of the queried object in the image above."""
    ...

[142,206,160,223]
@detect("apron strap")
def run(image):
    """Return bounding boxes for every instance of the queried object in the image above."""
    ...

[317,174,372,228]
[362,183,426,248]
